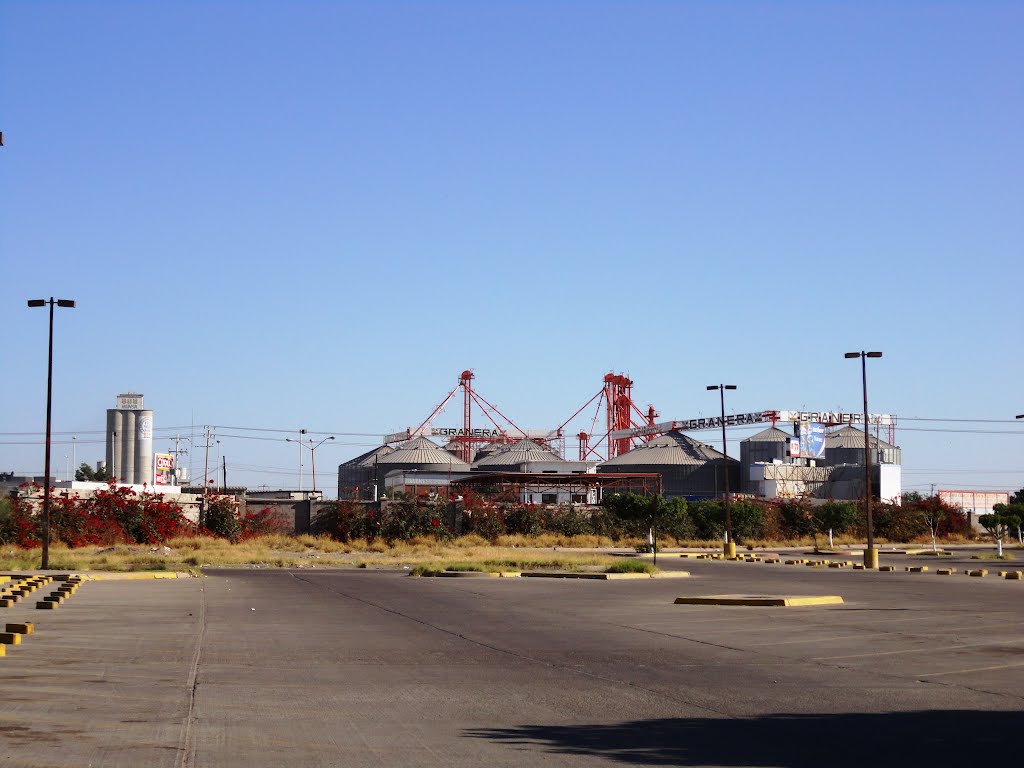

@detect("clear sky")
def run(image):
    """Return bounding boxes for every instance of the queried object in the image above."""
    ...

[2,0,1021,497]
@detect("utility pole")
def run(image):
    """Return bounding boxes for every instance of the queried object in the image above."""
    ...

[199,427,215,489]
[170,434,190,485]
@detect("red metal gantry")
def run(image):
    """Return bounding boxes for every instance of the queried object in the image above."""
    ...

[402,370,659,464]
[558,372,658,462]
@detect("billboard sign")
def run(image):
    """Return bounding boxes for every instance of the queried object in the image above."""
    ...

[154,453,174,485]
[798,422,826,458]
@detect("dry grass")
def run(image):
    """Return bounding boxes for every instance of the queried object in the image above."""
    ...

[0,531,993,573]
[0,535,628,573]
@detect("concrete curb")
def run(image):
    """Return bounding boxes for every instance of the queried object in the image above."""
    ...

[674,594,844,607]
[70,572,189,581]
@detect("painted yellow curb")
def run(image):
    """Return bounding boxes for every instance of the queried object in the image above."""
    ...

[6,623,34,635]
[522,571,673,580]
[879,566,896,572]
[1004,571,1023,580]
[0,632,23,645]
[906,566,929,573]
[674,594,844,607]
[75,572,184,580]
[968,569,988,577]
[36,601,58,610]
[937,568,956,575]
[0,644,5,657]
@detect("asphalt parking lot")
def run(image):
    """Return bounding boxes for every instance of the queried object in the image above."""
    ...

[1,553,1021,767]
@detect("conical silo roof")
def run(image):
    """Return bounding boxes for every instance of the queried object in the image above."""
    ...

[355,445,395,468]
[376,436,471,470]
[474,438,562,468]
[474,441,511,458]
[600,430,729,467]
[743,427,793,443]
[825,426,897,450]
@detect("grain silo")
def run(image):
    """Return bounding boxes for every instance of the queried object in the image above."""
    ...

[105,393,154,486]
[598,430,739,499]
[472,438,564,472]
[740,427,794,493]
[824,426,902,468]
[337,445,395,500]
[375,436,471,474]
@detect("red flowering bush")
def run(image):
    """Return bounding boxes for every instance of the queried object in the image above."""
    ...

[2,483,190,548]
[239,508,291,539]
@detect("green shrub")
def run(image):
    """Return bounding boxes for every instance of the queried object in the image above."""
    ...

[605,559,655,574]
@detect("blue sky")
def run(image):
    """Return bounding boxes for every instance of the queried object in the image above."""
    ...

[2,0,1021,496]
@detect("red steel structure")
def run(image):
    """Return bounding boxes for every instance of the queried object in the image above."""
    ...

[405,370,658,464]
[411,370,534,463]
[557,372,658,462]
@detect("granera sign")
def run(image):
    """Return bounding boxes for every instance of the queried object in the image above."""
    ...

[431,428,504,438]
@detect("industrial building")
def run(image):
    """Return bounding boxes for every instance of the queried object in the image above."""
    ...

[741,424,902,501]
[334,371,910,506]
[598,430,738,499]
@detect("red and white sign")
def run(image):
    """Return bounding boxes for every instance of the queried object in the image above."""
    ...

[154,453,174,485]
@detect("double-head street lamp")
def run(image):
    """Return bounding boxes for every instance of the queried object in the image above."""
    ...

[27,298,76,570]
[707,384,737,556]
[845,351,883,568]
[286,435,335,494]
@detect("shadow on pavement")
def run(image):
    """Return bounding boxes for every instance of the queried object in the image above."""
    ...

[465,710,1022,766]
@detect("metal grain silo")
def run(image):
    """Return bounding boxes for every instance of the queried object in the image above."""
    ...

[375,436,471,474]
[337,445,395,500]
[598,430,739,499]
[473,438,563,472]
[824,426,901,468]
[740,427,794,492]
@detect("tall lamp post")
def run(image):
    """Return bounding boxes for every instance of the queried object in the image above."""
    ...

[845,351,883,569]
[286,436,334,494]
[707,384,737,558]
[27,297,76,570]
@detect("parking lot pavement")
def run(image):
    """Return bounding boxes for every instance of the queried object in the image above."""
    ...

[1,564,1021,767]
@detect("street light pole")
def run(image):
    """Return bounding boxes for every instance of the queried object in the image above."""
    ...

[707,384,737,558]
[286,435,334,494]
[27,297,75,570]
[845,350,883,569]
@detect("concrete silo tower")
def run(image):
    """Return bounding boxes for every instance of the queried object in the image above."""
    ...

[105,393,154,486]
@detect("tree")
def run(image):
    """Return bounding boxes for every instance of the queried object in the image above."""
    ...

[900,493,967,551]
[75,462,111,482]
[979,511,1020,557]
[813,501,860,549]
[992,502,1024,546]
